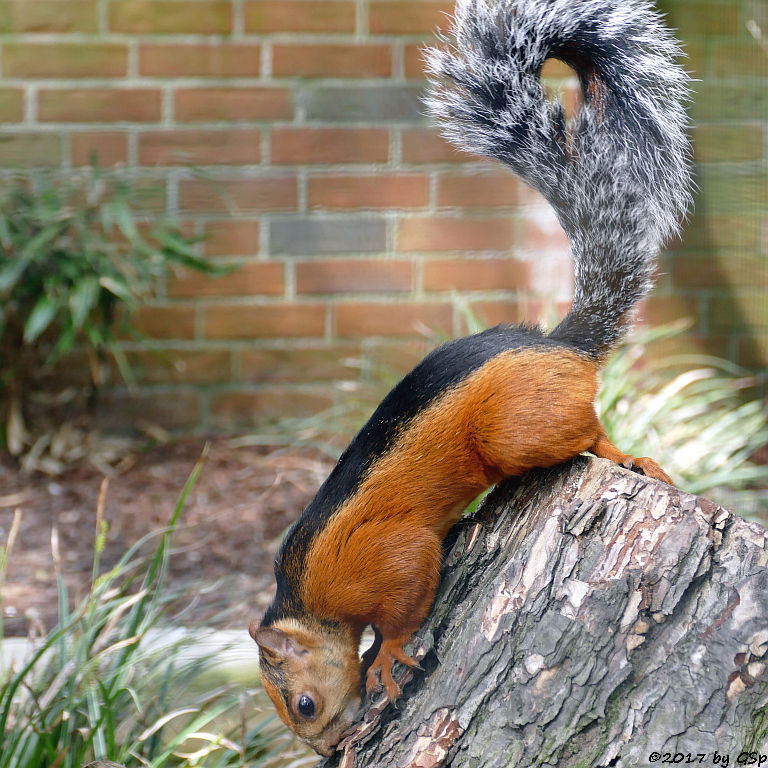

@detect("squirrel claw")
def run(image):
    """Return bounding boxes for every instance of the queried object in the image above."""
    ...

[591,432,673,486]
[390,645,419,669]
[624,457,673,485]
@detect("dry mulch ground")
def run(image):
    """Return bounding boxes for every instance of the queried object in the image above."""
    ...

[0,438,334,638]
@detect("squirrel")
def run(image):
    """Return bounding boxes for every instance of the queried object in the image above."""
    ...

[249,0,692,757]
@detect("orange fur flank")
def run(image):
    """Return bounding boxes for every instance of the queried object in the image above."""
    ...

[301,348,602,657]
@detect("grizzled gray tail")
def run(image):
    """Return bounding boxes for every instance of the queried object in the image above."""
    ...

[424,0,692,357]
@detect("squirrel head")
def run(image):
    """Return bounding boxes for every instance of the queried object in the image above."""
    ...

[250,618,362,757]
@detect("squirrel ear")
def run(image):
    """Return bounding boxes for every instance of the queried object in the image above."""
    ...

[250,624,308,659]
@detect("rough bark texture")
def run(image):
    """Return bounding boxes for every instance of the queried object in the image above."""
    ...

[327,457,768,768]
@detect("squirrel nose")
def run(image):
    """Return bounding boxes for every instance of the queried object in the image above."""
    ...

[248,619,260,642]
[306,736,336,757]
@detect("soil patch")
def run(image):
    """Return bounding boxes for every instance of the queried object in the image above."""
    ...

[0,438,333,638]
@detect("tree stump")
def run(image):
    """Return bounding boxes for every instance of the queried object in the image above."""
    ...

[328,456,768,768]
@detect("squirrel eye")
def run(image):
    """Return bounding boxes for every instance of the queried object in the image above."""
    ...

[297,694,316,719]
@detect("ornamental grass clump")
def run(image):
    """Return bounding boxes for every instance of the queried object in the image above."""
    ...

[0,454,301,768]
[599,323,768,520]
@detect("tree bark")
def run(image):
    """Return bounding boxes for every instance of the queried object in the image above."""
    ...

[327,456,768,768]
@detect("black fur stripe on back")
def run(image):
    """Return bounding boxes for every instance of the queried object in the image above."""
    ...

[263,323,571,625]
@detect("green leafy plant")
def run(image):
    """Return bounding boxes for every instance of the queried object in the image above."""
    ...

[0,168,223,465]
[0,453,303,768]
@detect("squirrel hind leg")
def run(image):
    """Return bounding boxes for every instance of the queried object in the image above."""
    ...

[590,428,673,485]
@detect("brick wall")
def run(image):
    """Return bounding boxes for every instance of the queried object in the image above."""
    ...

[0,0,765,434]
[657,0,768,375]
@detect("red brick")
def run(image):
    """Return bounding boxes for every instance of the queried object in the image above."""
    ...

[338,381,390,411]
[401,128,476,164]
[130,305,197,340]
[125,348,232,385]
[334,301,452,337]
[240,345,360,382]
[699,172,768,215]
[139,130,262,166]
[517,185,549,206]
[364,341,429,376]
[423,257,530,292]
[175,88,292,122]
[204,303,326,339]
[168,262,284,298]
[271,128,389,165]
[3,43,127,79]
[123,180,167,212]
[673,42,706,80]
[209,388,335,428]
[369,1,453,34]
[398,217,516,252]
[694,124,766,163]
[38,89,162,123]
[712,295,768,329]
[681,214,760,251]
[308,175,429,210]
[521,215,569,251]
[636,297,698,327]
[0,1,98,33]
[694,335,730,362]
[548,80,581,121]
[139,43,260,77]
[666,3,740,35]
[178,177,298,213]
[273,44,392,78]
[405,44,428,78]
[437,173,521,207]
[71,133,128,166]
[204,221,261,256]
[0,134,61,167]
[0,89,23,123]
[671,254,768,289]
[455,300,529,331]
[645,333,730,362]
[296,260,413,294]
[109,1,232,34]
[244,1,355,33]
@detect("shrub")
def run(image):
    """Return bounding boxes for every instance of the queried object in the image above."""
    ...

[0,168,223,467]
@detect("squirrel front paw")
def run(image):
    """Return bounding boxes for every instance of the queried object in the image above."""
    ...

[365,638,420,701]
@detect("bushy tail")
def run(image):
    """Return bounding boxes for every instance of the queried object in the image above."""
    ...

[425,0,692,358]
